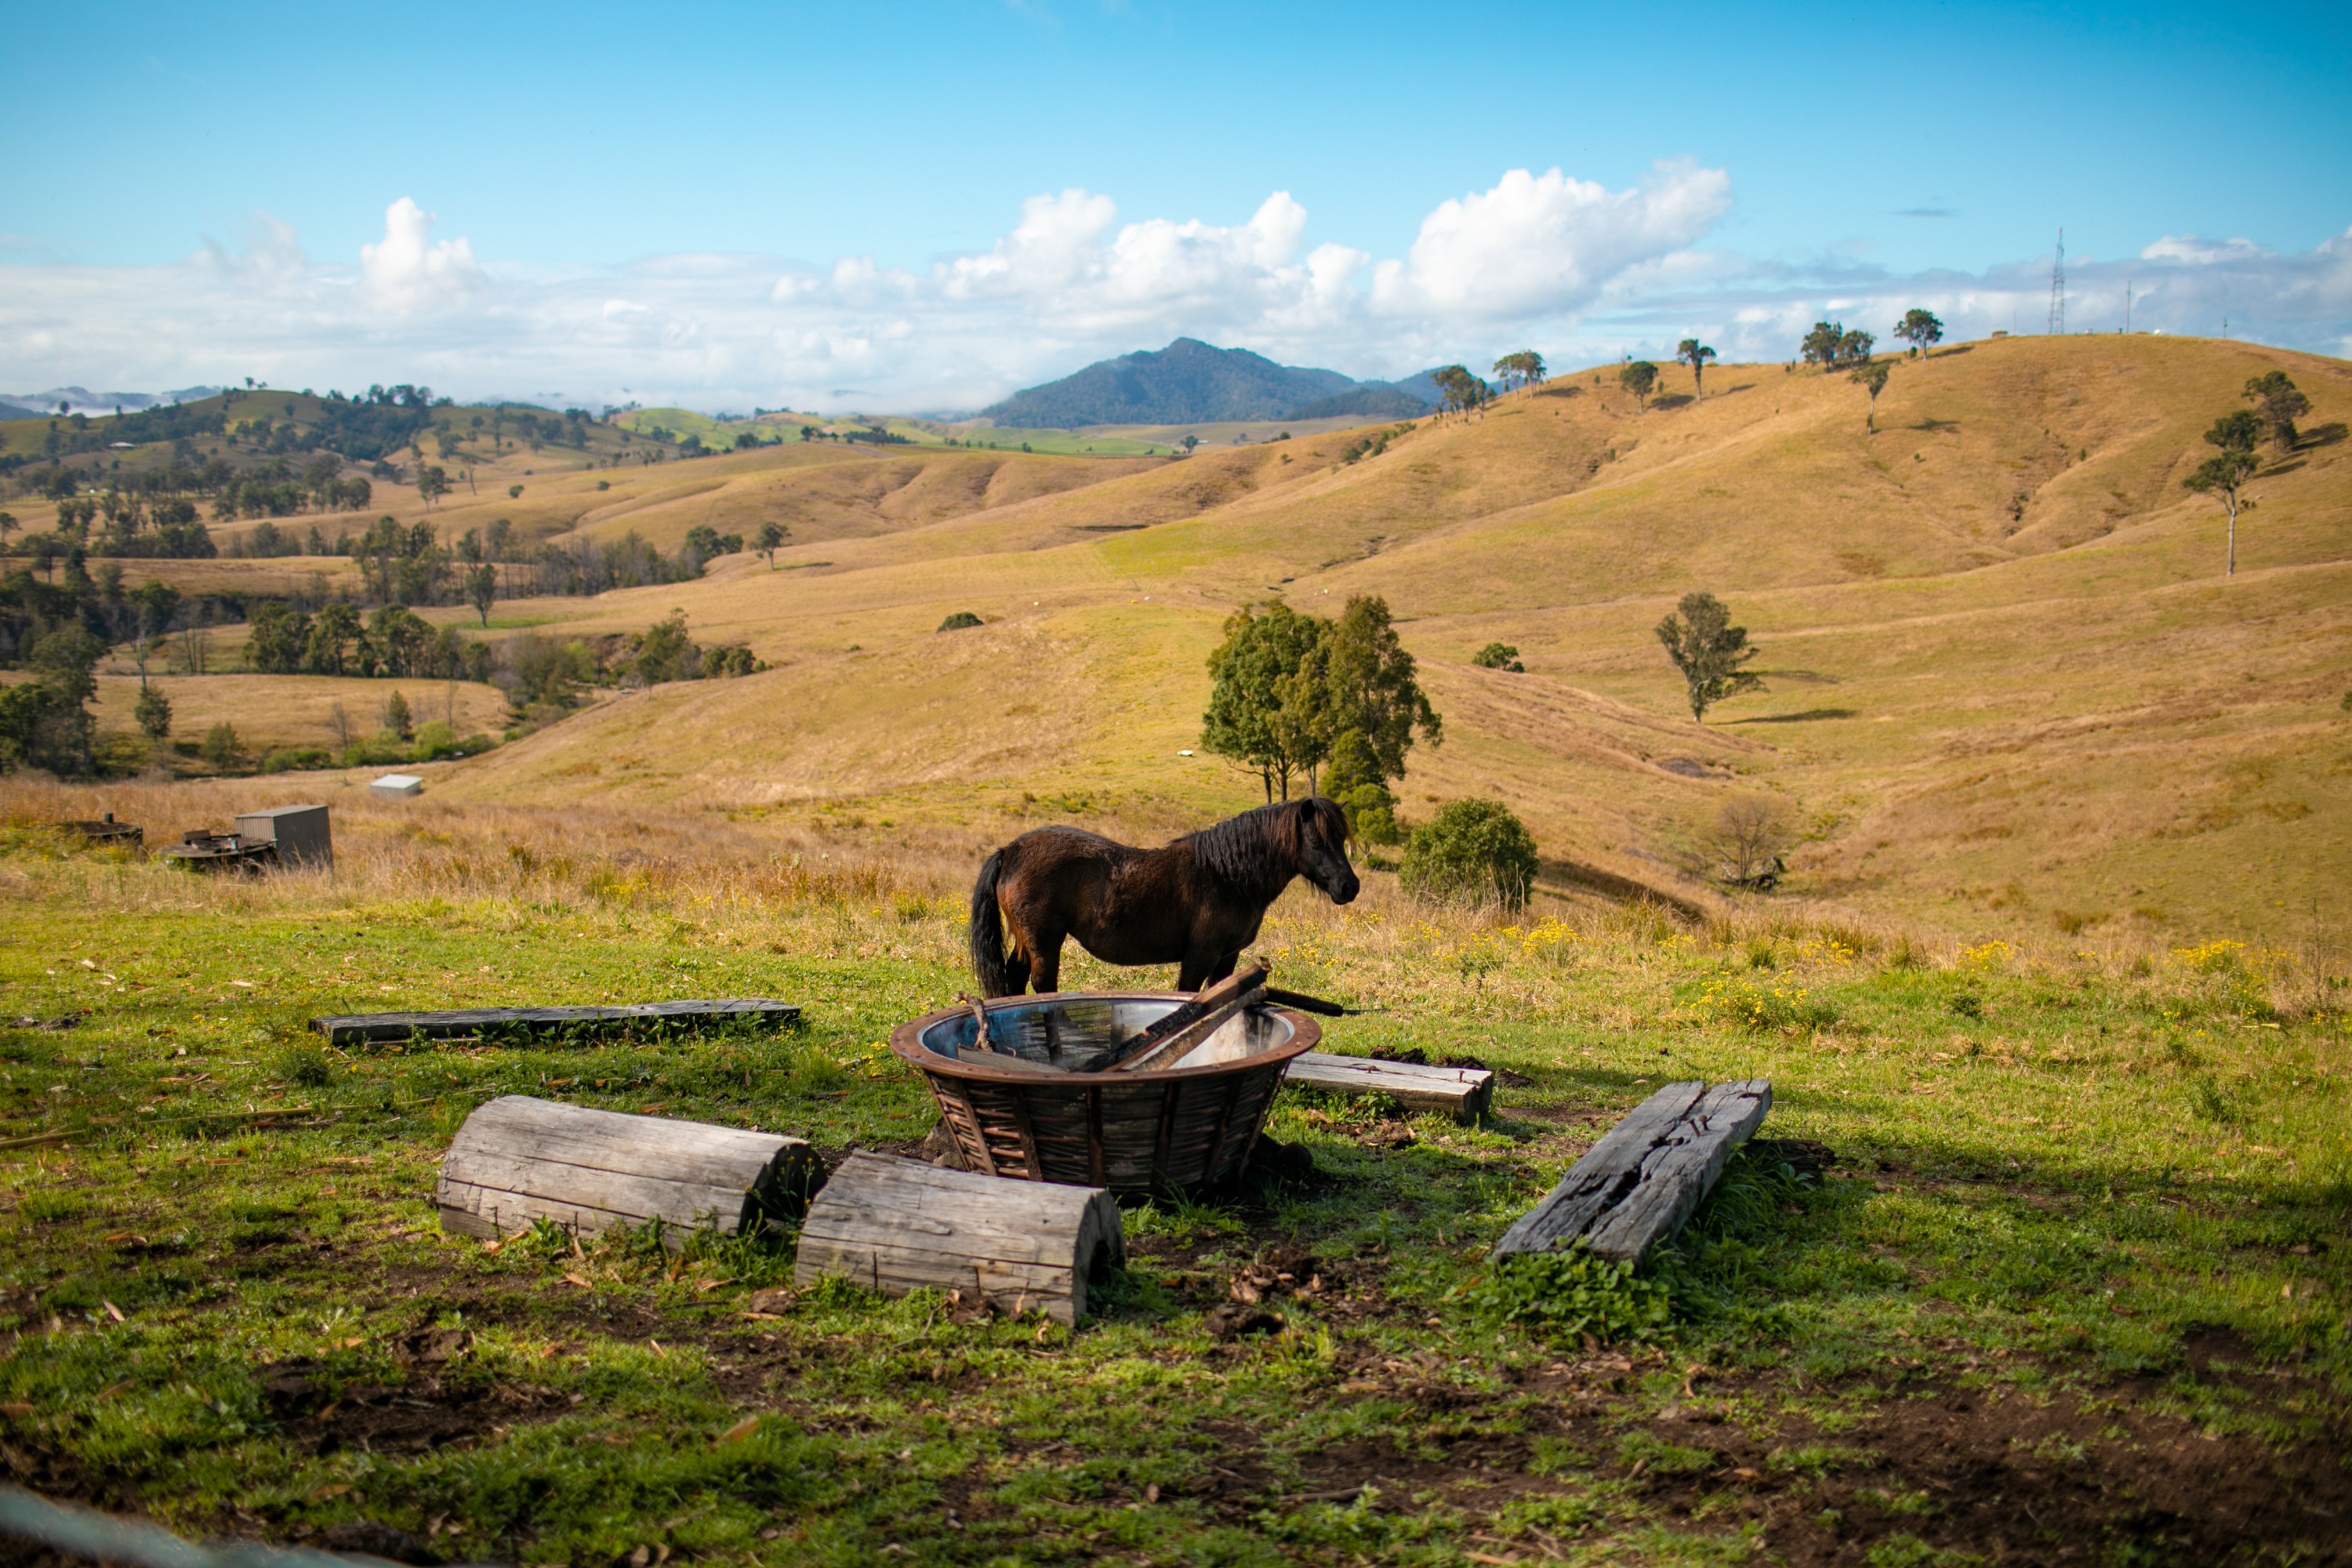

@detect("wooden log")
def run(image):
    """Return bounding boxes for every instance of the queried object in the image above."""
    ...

[1284,1051,1495,1123]
[1091,964,1269,1073]
[793,1152,1125,1324]
[314,998,800,1046]
[1491,1079,1771,1266]
[436,1094,823,1246]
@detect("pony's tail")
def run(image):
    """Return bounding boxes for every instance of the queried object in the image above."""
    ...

[968,848,1019,996]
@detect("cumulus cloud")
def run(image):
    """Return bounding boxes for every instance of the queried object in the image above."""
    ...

[358,198,484,311]
[2,173,2346,413]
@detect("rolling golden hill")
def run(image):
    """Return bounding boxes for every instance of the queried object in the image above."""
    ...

[82,335,2352,943]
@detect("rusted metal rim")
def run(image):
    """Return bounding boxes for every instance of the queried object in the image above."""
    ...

[887,990,1319,1085]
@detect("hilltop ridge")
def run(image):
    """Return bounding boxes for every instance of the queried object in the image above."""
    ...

[978,337,1438,429]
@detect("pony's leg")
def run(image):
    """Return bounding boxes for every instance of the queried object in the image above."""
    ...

[1177,950,1238,990]
[1029,931,1065,994]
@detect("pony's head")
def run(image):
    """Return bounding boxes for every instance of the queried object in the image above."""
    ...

[1291,797,1360,906]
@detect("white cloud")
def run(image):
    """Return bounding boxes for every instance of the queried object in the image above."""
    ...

[1371,162,1731,319]
[2,178,2347,414]
[358,198,484,312]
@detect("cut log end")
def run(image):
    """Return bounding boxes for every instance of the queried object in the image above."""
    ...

[793,1152,1125,1325]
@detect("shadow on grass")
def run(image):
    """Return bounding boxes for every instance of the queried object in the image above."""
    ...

[1730,708,1858,724]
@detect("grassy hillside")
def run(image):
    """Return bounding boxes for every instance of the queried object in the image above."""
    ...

[20,336,2350,942]
[398,335,2348,943]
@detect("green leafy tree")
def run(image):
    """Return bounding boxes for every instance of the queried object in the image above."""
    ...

[1654,590,1765,721]
[1801,321,1844,367]
[1308,596,1443,790]
[1619,361,1660,411]
[133,684,172,740]
[1491,350,1547,391]
[384,688,414,741]
[756,520,788,568]
[200,720,240,768]
[2241,372,2310,454]
[1431,365,1490,417]
[1399,798,1538,910]
[1675,339,1717,398]
[631,609,705,684]
[1851,361,1892,430]
[1894,309,1944,354]
[1472,642,1523,671]
[1837,328,1874,366]
[466,563,498,626]
[303,601,364,676]
[417,466,450,511]
[1322,728,1399,844]
[1201,602,1330,800]
[2183,447,2259,575]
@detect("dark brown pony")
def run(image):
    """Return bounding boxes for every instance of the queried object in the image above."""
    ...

[968,797,1359,996]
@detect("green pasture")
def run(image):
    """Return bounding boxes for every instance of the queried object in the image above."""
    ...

[1,834,2347,1564]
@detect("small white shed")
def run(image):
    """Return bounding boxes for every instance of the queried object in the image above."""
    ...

[370,774,424,798]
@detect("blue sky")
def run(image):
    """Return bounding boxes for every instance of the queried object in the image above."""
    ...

[4,0,2347,410]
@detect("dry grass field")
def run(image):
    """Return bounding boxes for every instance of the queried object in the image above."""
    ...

[31,335,2352,946]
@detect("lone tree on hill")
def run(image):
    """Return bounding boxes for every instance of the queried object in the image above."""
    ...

[465,563,498,626]
[1202,595,1439,807]
[1619,360,1660,412]
[1655,591,1765,722]
[756,520,789,569]
[1676,339,1718,398]
[1431,365,1489,417]
[417,465,450,511]
[2184,411,2263,575]
[1893,309,1945,354]
[1492,351,1547,391]
[1851,361,1892,430]
[2241,372,2310,454]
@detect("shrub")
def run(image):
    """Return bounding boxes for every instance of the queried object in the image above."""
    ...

[410,720,459,760]
[274,1042,333,1087]
[198,720,240,768]
[1399,798,1537,909]
[133,685,172,739]
[1472,641,1524,671]
[938,612,983,632]
[261,746,334,773]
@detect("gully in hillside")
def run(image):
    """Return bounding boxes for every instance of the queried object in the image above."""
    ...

[968,798,1359,996]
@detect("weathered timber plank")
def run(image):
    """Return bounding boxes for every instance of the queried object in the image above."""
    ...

[1583,1080,1772,1265]
[1490,1082,1708,1257]
[1285,1051,1496,1122]
[1490,1079,1770,1266]
[793,1152,1123,1324]
[1096,965,1269,1072]
[435,1095,822,1247]
[314,998,799,1046]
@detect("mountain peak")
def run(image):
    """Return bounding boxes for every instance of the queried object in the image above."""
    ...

[978,339,1429,429]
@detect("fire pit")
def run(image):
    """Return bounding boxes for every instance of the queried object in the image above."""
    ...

[889,992,1319,1192]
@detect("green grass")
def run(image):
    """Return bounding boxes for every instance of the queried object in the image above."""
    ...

[2,818,2347,1563]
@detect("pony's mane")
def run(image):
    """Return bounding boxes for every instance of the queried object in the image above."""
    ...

[1181,801,1298,888]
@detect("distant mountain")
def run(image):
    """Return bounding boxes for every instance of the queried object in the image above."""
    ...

[1285,383,1432,420]
[0,400,45,423]
[979,339,1437,429]
[2,385,223,416]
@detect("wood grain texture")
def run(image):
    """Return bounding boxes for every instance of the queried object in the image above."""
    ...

[1285,1051,1497,1122]
[793,1152,1125,1324]
[1491,1079,1769,1265]
[315,999,800,1046]
[435,1094,822,1247]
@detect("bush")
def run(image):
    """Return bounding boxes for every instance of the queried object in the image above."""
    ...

[938,612,983,632]
[1399,798,1537,909]
[1472,641,1524,671]
[1466,1242,1671,1345]
[410,720,459,760]
[198,721,240,768]
[133,686,172,739]
[260,746,334,773]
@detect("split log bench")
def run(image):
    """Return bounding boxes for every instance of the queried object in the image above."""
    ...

[316,998,800,1046]
[1493,1079,1771,1266]
[437,1095,824,1245]
[794,1151,1125,1325]
[1287,1051,1494,1122]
